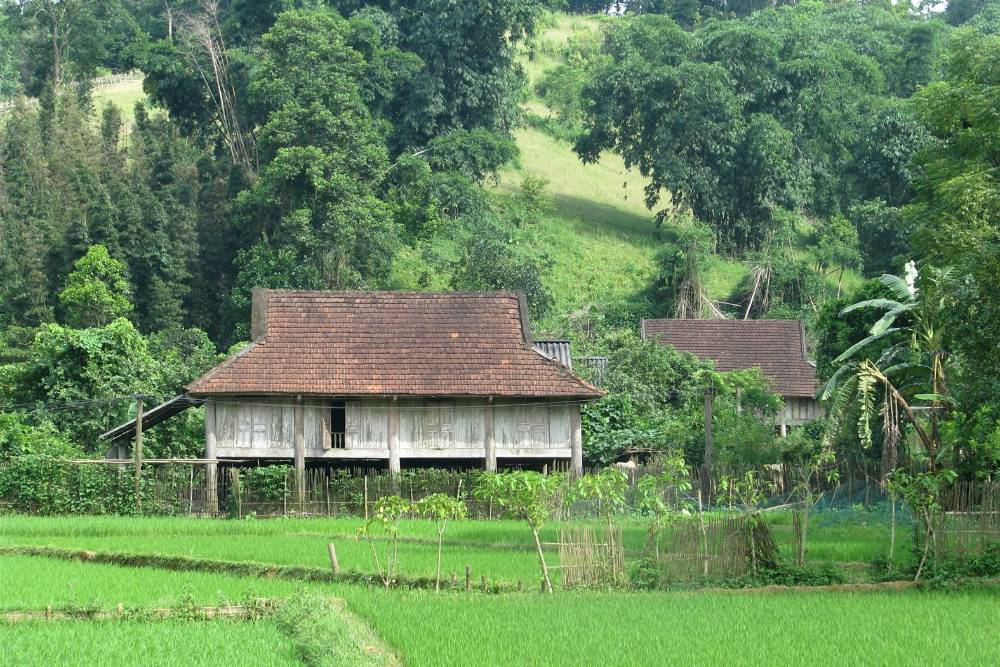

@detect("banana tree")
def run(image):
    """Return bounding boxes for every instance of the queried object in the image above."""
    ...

[821,262,954,470]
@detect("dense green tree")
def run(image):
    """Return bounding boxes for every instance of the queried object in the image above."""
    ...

[7,0,138,93]
[58,244,132,327]
[0,100,54,325]
[906,29,1000,417]
[334,0,539,150]
[575,5,949,252]
[233,9,400,293]
[848,199,910,277]
[7,318,157,448]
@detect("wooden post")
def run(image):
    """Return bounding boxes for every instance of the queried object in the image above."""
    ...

[204,400,219,514]
[484,398,496,472]
[134,395,144,514]
[294,396,305,507]
[388,397,400,481]
[327,543,340,575]
[697,489,709,577]
[363,475,369,521]
[702,387,713,504]
[570,404,583,479]
[465,564,472,591]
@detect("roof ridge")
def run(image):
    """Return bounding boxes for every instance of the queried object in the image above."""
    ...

[261,289,523,298]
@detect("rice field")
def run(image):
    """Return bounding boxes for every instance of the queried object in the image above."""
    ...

[336,587,1000,667]
[0,510,901,586]
[0,619,301,666]
[0,513,994,666]
[0,555,313,609]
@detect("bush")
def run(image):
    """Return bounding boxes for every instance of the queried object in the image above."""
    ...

[240,465,292,502]
[0,456,137,514]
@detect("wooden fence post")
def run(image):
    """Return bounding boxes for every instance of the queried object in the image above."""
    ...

[465,565,472,591]
[698,489,709,577]
[328,543,340,574]
[702,387,714,504]
[134,395,144,514]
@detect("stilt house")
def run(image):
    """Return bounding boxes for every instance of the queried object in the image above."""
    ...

[185,290,600,473]
[640,318,820,434]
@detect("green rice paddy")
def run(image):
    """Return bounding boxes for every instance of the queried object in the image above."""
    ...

[0,513,992,666]
[336,587,1000,667]
[0,619,301,666]
[0,555,309,609]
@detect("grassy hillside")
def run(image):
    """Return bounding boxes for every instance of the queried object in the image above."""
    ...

[507,12,863,330]
[92,79,148,128]
[497,127,664,325]
[90,18,861,331]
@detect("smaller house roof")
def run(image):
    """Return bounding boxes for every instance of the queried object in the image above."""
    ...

[641,319,818,397]
[187,291,602,399]
[100,395,201,442]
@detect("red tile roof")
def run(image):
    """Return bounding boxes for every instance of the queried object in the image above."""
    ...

[187,291,602,399]
[641,319,818,397]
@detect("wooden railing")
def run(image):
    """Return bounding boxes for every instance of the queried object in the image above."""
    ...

[331,433,346,449]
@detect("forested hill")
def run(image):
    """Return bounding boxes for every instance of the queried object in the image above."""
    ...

[1,1,1000,474]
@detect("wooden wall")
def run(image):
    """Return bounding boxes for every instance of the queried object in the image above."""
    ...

[211,397,574,456]
[781,396,821,427]
[216,399,328,450]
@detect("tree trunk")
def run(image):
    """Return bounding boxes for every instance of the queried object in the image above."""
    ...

[435,529,443,592]
[165,2,174,42]
[888,496,896,566]
[915,511,933,582]
[531,527,552,593]
[797,508,809,566]
[48,3,61,91]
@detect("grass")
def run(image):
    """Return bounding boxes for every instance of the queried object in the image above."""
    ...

[92,79,148,129]
[765,508,902,564]
[0,516,548,584]
[336,586,1000,666]
[0,555,313,609]
[275,593,399,667]
[2,513,992,666]
[498,127,668,326]
[0,511,903,587]
[520,13,605,90]
[0,618,301,666]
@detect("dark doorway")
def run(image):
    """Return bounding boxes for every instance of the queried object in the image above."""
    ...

[331,400,346,449]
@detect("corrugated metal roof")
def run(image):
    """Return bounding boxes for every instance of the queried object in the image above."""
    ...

[532,340,572,369]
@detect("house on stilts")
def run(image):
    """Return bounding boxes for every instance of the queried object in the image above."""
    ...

[102,290,602,511]
[640,318,821,435]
